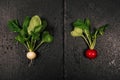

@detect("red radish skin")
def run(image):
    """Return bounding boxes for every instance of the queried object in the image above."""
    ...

[85,49,97,59]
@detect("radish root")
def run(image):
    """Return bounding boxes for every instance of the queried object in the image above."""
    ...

[28,60,33,67]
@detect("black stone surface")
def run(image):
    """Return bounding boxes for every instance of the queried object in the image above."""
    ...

[0,0,63,80]
[0,0,120,80]
[65,0,120,80]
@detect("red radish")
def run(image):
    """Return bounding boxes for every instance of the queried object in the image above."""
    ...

[71,18,108,59]
[85,49,97,59]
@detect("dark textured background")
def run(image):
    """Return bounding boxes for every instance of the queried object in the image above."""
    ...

[0,0,120,80]
[65,0,120,80]
[0,0,63,80]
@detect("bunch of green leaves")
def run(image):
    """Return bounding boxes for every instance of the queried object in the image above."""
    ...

[71,18,108,49]
[8,15,53,52]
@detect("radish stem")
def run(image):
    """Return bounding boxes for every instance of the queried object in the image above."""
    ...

[34,41,44,51]
[81,35,90,46]
[24,43,29,50]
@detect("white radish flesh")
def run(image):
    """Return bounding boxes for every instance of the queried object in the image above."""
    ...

[26,51,36,60]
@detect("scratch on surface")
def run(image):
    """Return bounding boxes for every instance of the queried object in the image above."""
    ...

[109,59,116,66]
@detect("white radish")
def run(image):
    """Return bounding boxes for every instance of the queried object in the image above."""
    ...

[26,51,37,67]
[26,51,37,60]
[8,15,53,66]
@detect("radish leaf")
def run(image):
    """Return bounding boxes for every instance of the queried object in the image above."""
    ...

[27,15,41,35]
[22,16,31,32]
[71,27,83,37]
[97,24,108,36]
[71,18,108,49]
[42,31,53,43]
[8,20,21,32]
[15,34,25,44]
[8,15,53,52]
[34,25,43,33]
[31,31,40,40]
[84,18,90,27]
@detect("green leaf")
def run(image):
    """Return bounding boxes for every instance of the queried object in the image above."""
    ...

[93,24,108,39]
[31,31,40,40]
[33,25,42,33]
[97,24,108,35]
[33,20,47,33]
[27,15,41,35]
[72,18,92,46]
[73,19,84,26]
[84,18,90,27]
[71,31,81,37]
[74,27,83,34]
[8,20,21,32]
[15,34,25,44]
[42,31,53,43]
[41,20,47,31]
[73,19,84,29]
[71,27,83,37]
[14,20,19,25]
[83,18,90,31]
[20,29,29,38]
[73,19,90,31]
[22,16,31,32]
[8,15,53,51]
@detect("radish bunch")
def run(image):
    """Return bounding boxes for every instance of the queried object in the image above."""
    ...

[8,15,53,65]
[71,18,108,59]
